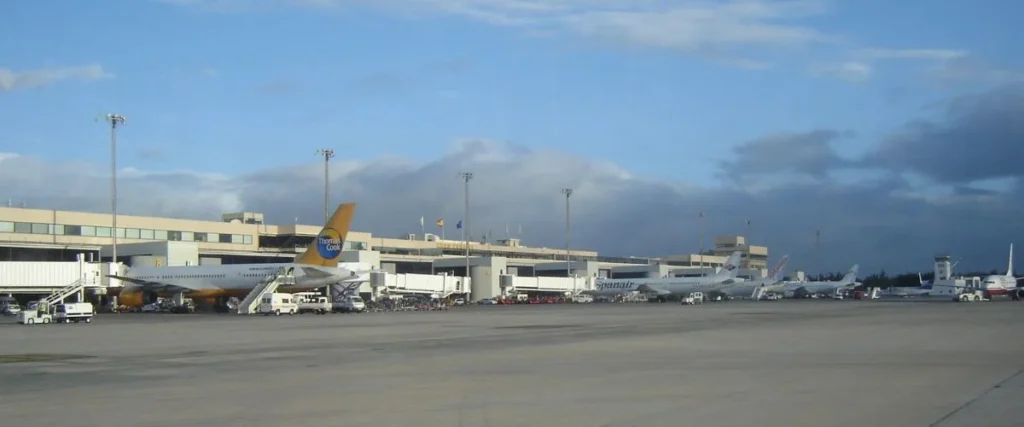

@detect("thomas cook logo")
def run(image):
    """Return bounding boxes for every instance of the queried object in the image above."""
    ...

[315,228,343,260]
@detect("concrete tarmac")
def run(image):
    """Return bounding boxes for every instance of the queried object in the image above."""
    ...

[1,300,1022,427]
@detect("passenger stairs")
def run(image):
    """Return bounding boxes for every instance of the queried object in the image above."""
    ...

[236,268,295,314]
[42,279,87,307]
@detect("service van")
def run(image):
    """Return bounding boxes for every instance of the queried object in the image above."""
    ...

[334,295,365,313]
[259,293,298,316]
[55,302,94,324]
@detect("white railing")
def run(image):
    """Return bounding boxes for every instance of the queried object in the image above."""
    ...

[237,269,295,314]
[42,279,87,306]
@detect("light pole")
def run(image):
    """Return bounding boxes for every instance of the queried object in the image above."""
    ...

[561,188,573,290]
[745,219,752,270]
[814,228,821,280]
[316,149,335,301]
[698,211,705,277]
[460,172,473,290]
[315,149,335,224]
[104,114,126,265]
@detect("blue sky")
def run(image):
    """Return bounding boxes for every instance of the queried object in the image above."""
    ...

[1,0,1022,272]
[1,0,1017,182]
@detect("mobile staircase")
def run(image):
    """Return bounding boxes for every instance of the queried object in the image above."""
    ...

[42,279,88,307]
[236,268,296,314]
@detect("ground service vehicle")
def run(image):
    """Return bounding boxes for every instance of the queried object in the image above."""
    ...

[55,302,94,324]
[18,302,52,325]
[259,293,298,316]
[334,295,365,313]
[297,295,331,315]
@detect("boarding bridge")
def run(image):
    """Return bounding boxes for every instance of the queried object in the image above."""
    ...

[42,279,87,307]
[236,269,295,315]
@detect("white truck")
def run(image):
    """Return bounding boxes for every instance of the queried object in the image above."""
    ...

[333,295,366,313]
[681,292,705,306]
[259,293,298,316]
[296,295,331,315]
[955,289,989,302]
[55,302,95,324]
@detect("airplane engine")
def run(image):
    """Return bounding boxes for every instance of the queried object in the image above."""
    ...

[1013,288,1024,301]
[118,287,158,308]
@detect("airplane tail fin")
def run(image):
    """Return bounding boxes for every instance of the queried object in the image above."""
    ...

[770,255,790,280]
[294,203,357,267]
[842,265,859,284]
[712,251,743,279]
[1007,243,1014,277]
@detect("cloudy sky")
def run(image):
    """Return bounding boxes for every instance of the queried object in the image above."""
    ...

[0,0,1022,274]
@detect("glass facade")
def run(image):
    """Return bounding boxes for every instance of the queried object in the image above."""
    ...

[0,220,254,246]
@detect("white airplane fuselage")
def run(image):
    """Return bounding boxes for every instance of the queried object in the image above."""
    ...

[117,263,362,307]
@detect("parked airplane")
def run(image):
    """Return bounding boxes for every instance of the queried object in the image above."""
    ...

[588,252,745,299]
[111,202,366,309]
[882,273,934,297]
[979,243,1024,299]
[783,264,859,297]
[721,254,789,299]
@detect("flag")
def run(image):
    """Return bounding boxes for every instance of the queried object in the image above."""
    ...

[456,220,463,229]
[699,211,704,218]
[436,219,444,228]
[746,219,751,226]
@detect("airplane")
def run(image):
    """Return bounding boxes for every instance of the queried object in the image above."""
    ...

[783,264,859,297]
[111,202,369,310]
[978,243,1024,299]
[587,251,745,300]
[720,254,789,299]
[882,273,933,298]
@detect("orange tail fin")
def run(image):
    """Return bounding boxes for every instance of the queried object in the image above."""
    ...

[295,203,356,267]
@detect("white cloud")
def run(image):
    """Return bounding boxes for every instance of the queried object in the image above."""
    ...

[162,0,833,67]
[0,64,113,92]
[809,61,872,82]
[2,122,1022,275]
[853,48,968,61]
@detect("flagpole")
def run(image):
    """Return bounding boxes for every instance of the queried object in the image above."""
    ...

[420,217,425,239]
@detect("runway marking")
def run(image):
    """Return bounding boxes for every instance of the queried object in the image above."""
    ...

[927,368,1023,427]
[0,354,93,364]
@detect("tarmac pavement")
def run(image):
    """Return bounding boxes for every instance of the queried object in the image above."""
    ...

[0,299,1021,427]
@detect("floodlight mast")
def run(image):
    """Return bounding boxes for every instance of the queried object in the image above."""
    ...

[105,114,126,265]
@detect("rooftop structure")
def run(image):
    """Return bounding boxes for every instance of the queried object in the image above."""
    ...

[0,206,768,278]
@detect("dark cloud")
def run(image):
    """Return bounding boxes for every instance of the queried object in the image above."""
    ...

[865,82,1024,184]
[2,85,1023,275]
[718,129,855,188]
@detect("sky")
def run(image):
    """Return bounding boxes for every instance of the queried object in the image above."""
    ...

[1,0,1022,275]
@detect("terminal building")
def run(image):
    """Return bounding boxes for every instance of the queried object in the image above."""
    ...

[0,206,771,300]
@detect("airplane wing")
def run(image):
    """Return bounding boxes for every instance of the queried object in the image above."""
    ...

[106,275,196,294]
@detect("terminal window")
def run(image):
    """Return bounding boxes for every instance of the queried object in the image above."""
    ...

[140,229,154,239]
[96,227,111,237]
[0,221,13,233]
